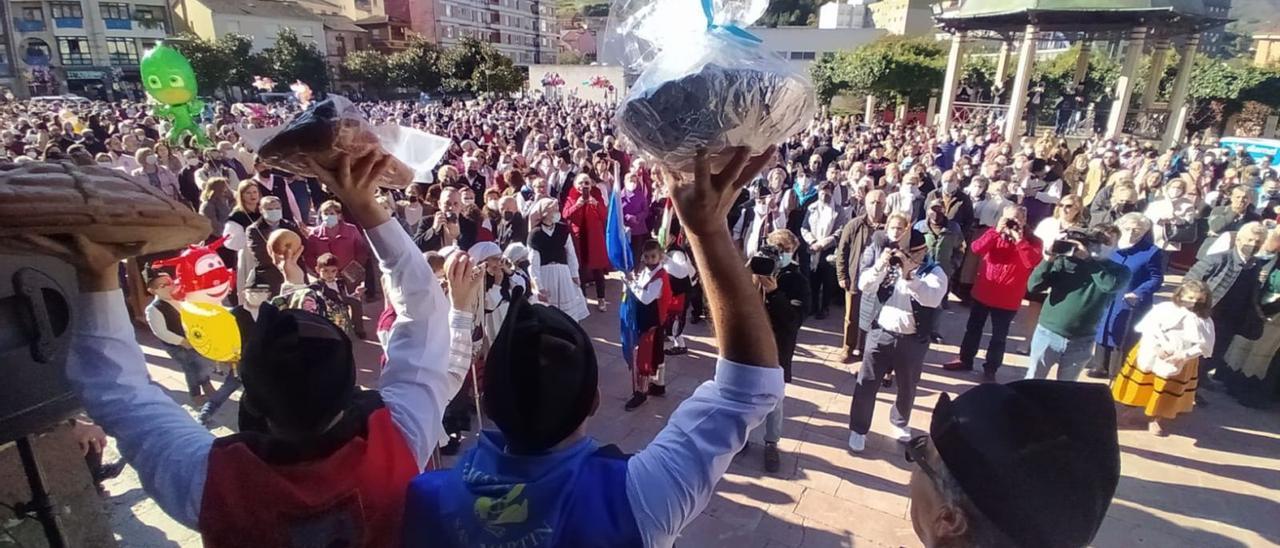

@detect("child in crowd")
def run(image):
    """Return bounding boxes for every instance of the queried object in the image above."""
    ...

[624,240,673,411]
[143,270,217,408]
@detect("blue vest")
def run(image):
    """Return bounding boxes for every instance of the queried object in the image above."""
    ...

[403,432,643,548]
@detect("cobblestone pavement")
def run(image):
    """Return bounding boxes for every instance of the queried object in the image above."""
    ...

[102,277,1280,547]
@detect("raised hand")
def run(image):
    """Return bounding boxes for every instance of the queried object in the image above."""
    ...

[664,146,776,238]
[445,252,482,312]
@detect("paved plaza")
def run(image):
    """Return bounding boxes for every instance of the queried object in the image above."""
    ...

[101,276,1280,547]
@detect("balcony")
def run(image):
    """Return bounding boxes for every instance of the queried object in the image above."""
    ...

[104,18,131,30]
[14,18,46,32]
[54,17,83,28]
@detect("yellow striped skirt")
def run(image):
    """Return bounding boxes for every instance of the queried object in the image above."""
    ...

[1111,345,1199,419]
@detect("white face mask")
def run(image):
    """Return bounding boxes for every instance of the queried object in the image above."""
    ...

[544,211,560,225]
[323,214,339,228]
[244,291,269,307]
[754,202,769,215]
[778,252,793,268]
[263,209,283,223]
[405,203,424,227]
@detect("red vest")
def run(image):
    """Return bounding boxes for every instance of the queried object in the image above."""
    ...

[198,407,419,547]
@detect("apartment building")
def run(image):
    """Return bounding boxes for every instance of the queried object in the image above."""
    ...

[386,0,557,65]
[6,0,172,97]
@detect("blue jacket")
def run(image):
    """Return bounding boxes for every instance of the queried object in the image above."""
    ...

[1095,234,1164,348]
[403,431,642,548]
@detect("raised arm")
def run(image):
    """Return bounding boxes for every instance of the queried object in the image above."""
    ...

[626,148,784,547]
[306,151,457,468]
[13,234,215,529]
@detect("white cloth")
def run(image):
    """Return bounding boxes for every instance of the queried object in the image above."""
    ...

[1145,197,1200,250]
[531,261,589,320]
[64,221,468,528]
[1134,301,1215,378]
[857,261,949,335]
[626,265,665,305]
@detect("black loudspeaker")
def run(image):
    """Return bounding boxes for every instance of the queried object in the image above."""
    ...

[0,254,81,445]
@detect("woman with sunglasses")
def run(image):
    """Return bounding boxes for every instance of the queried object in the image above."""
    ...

[1111,280,1215,436]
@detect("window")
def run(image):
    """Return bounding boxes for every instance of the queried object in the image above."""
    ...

[353,36,363,49]
[21,6,43,20]
[106,37,138,64]
[789,51,815,60]
[134,5,164,30]
[50,2,83,18]
[445,26,454,38]
[301,26,314,37]
[100,2,129,19]
[58,37,93,65]
[335,35,346,56]
[445,5,452,17]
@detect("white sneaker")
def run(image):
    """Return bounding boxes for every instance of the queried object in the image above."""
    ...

[892,425,913,443]
[848,431,866,453]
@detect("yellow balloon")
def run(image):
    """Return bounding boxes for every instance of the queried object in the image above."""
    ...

[178,301,241,362]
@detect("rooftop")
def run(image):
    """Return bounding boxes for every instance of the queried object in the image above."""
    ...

[198,0,322,21]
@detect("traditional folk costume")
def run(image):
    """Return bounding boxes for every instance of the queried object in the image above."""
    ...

[626,262,675,399]
[664,248,695,355]
[530,221,590,321]
[1112,301,1215,419]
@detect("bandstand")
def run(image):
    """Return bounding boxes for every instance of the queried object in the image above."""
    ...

[933,0,1229,146]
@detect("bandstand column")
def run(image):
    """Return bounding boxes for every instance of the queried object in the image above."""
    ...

[1163,33,1201,147]
[1141,37,1171,110]
[993,40,1013,85]
[864,95,877,124]
[1004,23,1038,142]
[937,31,969,135]
[1072,41,1092,86]
[1105,25,1148,139]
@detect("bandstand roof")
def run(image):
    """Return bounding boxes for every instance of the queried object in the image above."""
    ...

[935,0,1229,35]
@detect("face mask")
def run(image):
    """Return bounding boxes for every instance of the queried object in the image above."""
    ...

[943,182,958,193]
[1167,188,1184,199]
[778,252,793,268]
[462,196,476,206]
[323,214,339,228]
[145,155,158,165]
[486,199,498,210]
[544,212,560,225]
[1240,243,1261,258]
[263,209,283,223]
[244,292,269,307]
[1091,244,1116,259]
[754,202,769,215]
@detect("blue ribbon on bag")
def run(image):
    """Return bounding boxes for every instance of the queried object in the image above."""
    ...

[701,0,762,44]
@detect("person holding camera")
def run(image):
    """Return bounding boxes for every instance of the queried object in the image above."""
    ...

[413,186,479,252]
[1024,225,1131,381]
[745,229,810,471]
[848,212,948,452]
[946,205,1042,382]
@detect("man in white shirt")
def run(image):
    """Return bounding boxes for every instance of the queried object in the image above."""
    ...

[849,212,948,452]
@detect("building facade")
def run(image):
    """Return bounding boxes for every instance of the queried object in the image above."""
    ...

[385,0,557,64]
[1254,29,1280,67]
[7,0,172,98]
[172,0,327,54]
[818,0,933,36]
[1199,0,1230,53]
[750,26,887,71]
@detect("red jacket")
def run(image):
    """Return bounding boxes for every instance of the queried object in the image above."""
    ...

[970,228,1043,311]
[563,185,611,271]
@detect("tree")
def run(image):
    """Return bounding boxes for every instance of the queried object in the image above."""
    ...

[389,37,445,92]
[559,50,589,65]
[1185,56,1280,134]
[262,28,330,94]
[1034,44,1119,106]
[343,50,391,95]
[441,37,524,95]
[826,36,945,106]
[759,0,821,27]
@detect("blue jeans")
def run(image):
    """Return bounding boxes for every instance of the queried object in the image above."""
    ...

[750,388,785,444]
[162,343,214,397]
[1025,324,1096,381]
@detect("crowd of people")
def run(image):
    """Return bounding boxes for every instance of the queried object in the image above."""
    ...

[9,90,1279,547]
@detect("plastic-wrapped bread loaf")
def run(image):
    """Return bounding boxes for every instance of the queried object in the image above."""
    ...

[256,96,414,189]
[0,161,211,254]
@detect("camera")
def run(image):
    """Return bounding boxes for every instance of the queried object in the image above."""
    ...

[445,212,458,223]
[1051,227,1108,256]
[749,245,780,277]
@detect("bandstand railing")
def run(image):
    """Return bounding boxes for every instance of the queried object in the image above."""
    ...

[949,101,1010,133]
[1122,108,1170,141]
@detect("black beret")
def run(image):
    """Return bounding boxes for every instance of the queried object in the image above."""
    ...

[930,381,1120,548]
[239,305,355,433]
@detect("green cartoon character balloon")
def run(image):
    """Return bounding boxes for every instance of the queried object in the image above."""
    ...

[141,44,209,146]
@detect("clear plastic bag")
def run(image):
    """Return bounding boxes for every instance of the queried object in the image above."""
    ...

[244,96,450,188]
[605,0,816,172]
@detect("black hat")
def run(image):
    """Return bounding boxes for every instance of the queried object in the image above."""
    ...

[930,380,1119,548]
[484,293,598,453]
[908,229,928,251]
[239,305,355,434]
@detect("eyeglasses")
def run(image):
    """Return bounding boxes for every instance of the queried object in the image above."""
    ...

[904,435,940,485]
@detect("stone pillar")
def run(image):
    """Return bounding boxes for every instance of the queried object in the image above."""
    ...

[1004,24,1038,142]
[1106,26,1148,139]
[937,31,968,135]
[895,97,909,121]
[1072,41,1092,86]
[864,94,877,125]
[1163,33,1201,147]
[993,40,1013,86]
[926,95,939,127]
[1141,37,1171,110]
